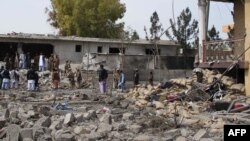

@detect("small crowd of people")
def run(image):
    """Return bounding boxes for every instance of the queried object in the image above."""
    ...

[98,64,154,94]
[0,52,61,91]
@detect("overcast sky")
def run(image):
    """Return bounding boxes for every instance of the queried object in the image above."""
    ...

[0,0,233,39]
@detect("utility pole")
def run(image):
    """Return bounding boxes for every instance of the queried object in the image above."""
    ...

[198,0,210,63]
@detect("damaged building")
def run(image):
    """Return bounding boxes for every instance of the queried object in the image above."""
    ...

[197,0,250,95]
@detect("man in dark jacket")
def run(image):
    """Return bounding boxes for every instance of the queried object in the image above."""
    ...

[27,67,36,91]
[98,64,108,94]
[1,67,10,90]
[133,69,139,86]
[0,66,4,89]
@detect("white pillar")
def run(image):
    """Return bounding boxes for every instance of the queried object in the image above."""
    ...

[198,0,208,63]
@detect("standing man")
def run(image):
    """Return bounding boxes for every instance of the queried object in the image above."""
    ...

[76,68,82,89]
[53,54,60,70]
[113,69,119,89]
[0,66,4,89]
[149,70,153,86]
[133,69,139,86]
[48,54,54,71]
[118,70,125,92]
[27,66,36,91]
[67,68,75,89]
[39,53,45,72]
[52,68,60,89]
[1,67,10,90]
[10,68,19,89]
[98,64,108,94]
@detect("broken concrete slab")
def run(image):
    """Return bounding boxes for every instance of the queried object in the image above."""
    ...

[176,136,187,141]
[73,126,91,135]
[193,129,208,141]
[122,113,134,121]
[64,113,75,125]
[20,128,33,140]
[36,117,51,127]
[99,113,112,124]
[6,124,20,141]
[98,123,113,133]
[129,124,143,134]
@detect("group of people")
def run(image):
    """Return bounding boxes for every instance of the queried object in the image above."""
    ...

[0,52,61,91]
[3,52,60,72]
[98,64,154,94]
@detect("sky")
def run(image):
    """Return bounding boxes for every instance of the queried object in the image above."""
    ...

[0,0,233,39]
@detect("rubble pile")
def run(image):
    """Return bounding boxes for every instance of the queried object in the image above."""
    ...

[0,68,249,141]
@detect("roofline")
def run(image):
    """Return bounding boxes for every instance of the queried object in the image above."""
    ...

[0,33,178,46]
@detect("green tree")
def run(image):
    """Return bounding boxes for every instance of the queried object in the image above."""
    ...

[145,11,164,41]
[46,0,126,38]
[131,31,140,40]
[165,7,199,52]
[207,25,220,41]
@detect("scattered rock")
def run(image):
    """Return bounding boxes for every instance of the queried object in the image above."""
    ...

[130,125,143,134]
[99,113,112,124]
[134,135,152,141]
[98,123,113,133]
[36,117,51,127]
[75,113,84,123]
[176,136,187,141]
[200,138,215,141]
[118,123,127,131]
[73,126,91,135]
[193,129,207,141]
[122,113,134,121]
[64,113,75,125]
[20,128,33,140]
[6,124,20,141]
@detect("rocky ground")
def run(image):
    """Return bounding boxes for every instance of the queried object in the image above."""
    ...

[0,68,249,141]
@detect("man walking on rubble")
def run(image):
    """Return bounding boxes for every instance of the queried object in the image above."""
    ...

[113,69,119,89]
[98,64,108,94]
[48,54,54,71]
[10,68,20,89]
[118,70,125,92]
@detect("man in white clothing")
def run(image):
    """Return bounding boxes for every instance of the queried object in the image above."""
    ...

[39,53,45,72]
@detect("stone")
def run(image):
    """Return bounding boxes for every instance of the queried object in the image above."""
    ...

[23,138,33,141]
[20,128,33,140]
[6,124,20,141]
[75,113,84,123]
[99,113,112,124]
[98,123,113,133]
[55,133,75,141]
[164,129,181,138]
[0,129,6,139]
[111,108,123,114]
[73,126,91,135]
[120,101,129,109]
[36,117,51,127]
[112,114,123,122]
[3,109,10,119]
[193,129,207,141]
[180,129,189,137]
[133,135,152,141]
[64,113,75,125]
[38,106,52,116]
[118,123,126,131]
[176,136,187,141]
[200,138,215,141]
[122,113,134,121]
[33,125,51,141]
[0,119,6,129]
[83,110,97,120]
[130,125,143,134]
[49,121,62,131]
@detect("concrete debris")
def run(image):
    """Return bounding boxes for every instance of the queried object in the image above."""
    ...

[63,113,75,125]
